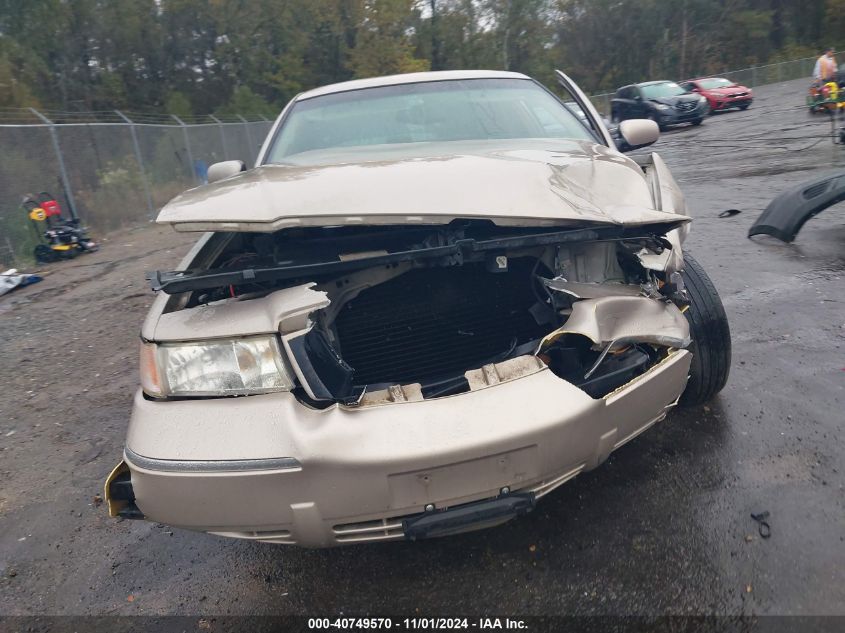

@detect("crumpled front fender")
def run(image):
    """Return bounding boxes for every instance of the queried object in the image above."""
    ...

[539,296,691,351]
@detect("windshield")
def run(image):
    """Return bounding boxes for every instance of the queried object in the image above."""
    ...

[640,82,687,99]
[266,78,594,164]
[697,77,736,90]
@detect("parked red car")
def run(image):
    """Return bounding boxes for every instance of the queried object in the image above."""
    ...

[680,77,752,113]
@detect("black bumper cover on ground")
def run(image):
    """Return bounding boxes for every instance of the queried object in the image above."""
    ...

[748,170,845,242]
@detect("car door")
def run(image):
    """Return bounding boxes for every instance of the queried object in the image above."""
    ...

[611,88,627,121]
[615,87,636,121]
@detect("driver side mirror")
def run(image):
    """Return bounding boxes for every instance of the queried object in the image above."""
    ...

[615,119,660,152]
[207,160,246,184]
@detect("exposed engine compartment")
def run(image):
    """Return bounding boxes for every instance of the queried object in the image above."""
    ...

[334,260,548,396]
[149,220,691,405]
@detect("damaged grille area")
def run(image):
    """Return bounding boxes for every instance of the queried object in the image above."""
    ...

[334,261,548,387]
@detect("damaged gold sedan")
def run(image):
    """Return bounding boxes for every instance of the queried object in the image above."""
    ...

[106,70,730,546]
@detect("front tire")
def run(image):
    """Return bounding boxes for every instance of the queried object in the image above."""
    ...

[692,117,703,126]
[679,254,731,406]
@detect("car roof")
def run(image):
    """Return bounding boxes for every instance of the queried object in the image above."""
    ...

[635,80,676,87]
[297,70,532,100]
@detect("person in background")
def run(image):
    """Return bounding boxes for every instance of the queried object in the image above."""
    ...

[813,47,837,82]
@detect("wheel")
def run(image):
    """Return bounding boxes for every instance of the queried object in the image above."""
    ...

[610,109,621,124]
[34,244,58,263]
[679,253,731,406]
[739,104,749,110]
[692,117,703,126]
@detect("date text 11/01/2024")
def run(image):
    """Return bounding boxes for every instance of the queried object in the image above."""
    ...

[307,618,528,629]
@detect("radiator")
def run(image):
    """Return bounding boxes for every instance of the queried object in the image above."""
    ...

[334,261,546,386]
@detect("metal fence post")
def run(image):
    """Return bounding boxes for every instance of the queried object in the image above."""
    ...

[29,108,78,220]
[115,110,156,218]
[209,114,229,158]
[172,115,197,183]
[3,234,14,264]
[237,115,256,159]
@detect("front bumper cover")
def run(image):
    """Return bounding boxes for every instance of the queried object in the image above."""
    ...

[655,103,708,124]
[748,170,845,242]
[114,349,691,547]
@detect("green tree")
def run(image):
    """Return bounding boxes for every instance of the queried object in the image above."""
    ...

[214,85,276,118]
[347,0,430,77]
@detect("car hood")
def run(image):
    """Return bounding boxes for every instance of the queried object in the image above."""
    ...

[650,94,701,107]
[157,139,688,232]
[704,86,748,95]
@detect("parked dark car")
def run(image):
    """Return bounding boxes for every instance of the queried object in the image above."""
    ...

[611,81,709,130]
[680,77,752,113]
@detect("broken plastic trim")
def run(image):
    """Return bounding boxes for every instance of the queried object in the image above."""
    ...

[147,224,683,295]
[748,170,845,242]
[286,329,364,404]
[403,492,536,540]
[104,460,145,520]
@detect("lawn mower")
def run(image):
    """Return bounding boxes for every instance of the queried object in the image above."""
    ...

[806,79,845,144]
[807,80,842,113]
[22,192,98,263]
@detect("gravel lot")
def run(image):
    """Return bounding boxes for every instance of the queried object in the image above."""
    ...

[1,77,843,618]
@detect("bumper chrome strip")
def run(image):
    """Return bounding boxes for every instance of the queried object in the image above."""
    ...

[124,447,301,473]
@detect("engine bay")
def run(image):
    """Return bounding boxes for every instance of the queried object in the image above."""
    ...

[148,220,691,405]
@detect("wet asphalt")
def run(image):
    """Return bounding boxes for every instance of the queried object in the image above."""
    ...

[0,77,843,618]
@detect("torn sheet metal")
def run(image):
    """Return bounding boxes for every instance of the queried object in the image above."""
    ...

[635,152,688,274]
[538,296,691,351]
[635,246,674,272]
[541,277,647,299]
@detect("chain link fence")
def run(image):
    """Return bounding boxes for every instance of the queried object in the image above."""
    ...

[0,54,827,266]
[587,55,820,116]
[0,110,273,266]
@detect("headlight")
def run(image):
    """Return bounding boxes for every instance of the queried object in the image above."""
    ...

[140,336,295,397]
[655,103,671,110]
[698,95,708,103]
